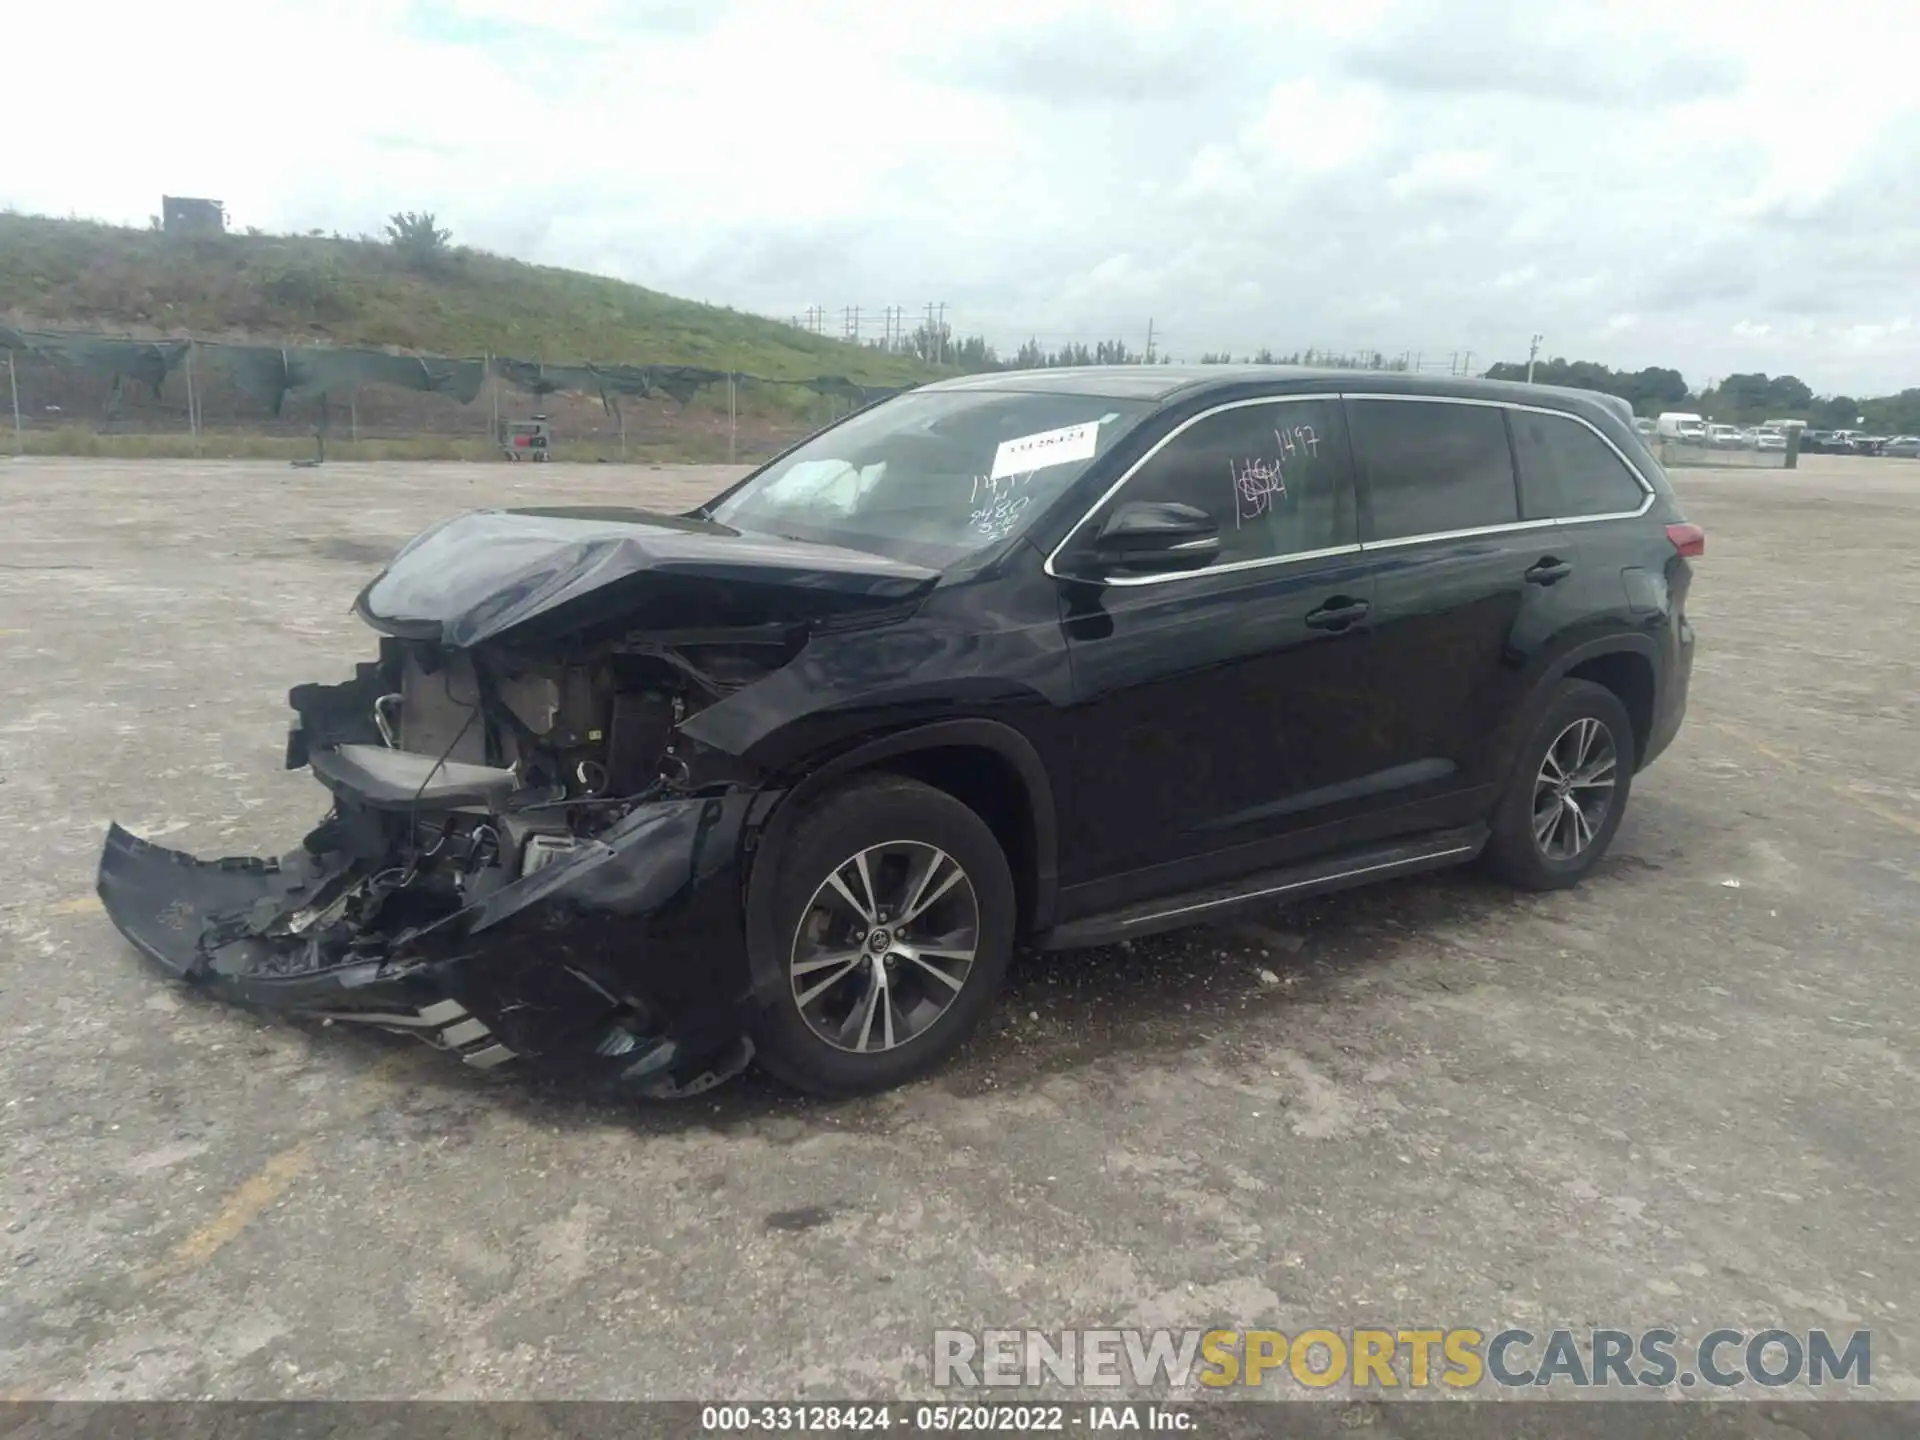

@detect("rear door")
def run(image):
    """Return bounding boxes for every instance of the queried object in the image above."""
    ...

[1344,396,1590,824]
[1507,400,1660,647]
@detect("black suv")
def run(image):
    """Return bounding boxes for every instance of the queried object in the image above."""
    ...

[100,368,1701,1097]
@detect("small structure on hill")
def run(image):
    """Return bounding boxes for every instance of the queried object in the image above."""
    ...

[161,197,225,236]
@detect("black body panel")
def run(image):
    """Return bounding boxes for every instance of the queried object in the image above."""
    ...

[100,366,1697,1094]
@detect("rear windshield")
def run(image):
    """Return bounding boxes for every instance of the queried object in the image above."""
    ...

[709,390,1154,568]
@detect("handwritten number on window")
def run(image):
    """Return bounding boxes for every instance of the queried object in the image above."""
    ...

[1230,426,1319,528]
[968,472,1034,542]
[1232,455,1287,527]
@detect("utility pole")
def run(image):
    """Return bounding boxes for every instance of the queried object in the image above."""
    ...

[1525,335,1542,384]
[936,302,948,364]
[7,351,21,454]
[1145,318,1155,365]
[1462,351,1473,377]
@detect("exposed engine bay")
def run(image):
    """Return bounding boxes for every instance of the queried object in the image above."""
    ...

[97,502,945,1096]
[261,628,792,976]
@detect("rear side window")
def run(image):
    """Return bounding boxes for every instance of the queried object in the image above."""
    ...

[1347,400,1518,541]
[1110,397,1357,566]
[1510,410,1649,519]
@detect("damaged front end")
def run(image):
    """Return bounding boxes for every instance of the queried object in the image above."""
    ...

[98,506,939,1096]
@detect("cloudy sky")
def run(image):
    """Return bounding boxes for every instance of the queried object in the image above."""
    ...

[9,0,1918,393]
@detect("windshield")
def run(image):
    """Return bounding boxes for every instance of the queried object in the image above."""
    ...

[708,390,1155,566]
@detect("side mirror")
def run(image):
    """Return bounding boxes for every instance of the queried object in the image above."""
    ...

[1086,501,1221,575]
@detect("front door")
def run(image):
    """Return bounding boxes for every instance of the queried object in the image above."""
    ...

[1053,394,1399,916]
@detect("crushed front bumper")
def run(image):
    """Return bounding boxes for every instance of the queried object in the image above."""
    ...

[97,787,765,1098]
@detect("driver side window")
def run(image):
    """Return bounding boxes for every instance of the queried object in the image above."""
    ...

[1115,398,1358,566]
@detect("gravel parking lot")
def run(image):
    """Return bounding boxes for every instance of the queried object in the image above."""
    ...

[1,455,1916,1402]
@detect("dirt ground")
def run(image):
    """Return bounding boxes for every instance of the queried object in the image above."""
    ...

[0,454,1915,1404]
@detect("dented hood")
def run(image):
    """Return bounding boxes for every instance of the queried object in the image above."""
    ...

[354,506,940,647]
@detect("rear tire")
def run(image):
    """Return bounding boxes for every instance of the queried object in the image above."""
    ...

[1483,679,1635,892]
[749,775,1016,1097]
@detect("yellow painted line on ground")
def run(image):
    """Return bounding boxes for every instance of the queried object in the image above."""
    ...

[138,1142,314,1284]
[1710,719,1920,837]
[136,1055,413,1286]
[47,895,103,916]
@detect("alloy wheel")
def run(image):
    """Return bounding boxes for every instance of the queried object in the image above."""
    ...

[1531,717,1618,861]
[789,841,980,1054]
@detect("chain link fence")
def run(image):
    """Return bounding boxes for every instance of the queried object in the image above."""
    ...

[1,339,884,465]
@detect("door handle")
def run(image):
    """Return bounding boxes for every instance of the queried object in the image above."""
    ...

[1304,596,1371,630]
[1525,558,1573,586]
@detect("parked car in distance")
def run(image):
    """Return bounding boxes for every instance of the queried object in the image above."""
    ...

[1828,430,1887,456]
[1707,424,1745,449]
[1656,412,1708,444]
[1752,428,1788,452]
[1799,430,1835,453]
[1881,435,1920,457]
[97,367,1703,1097]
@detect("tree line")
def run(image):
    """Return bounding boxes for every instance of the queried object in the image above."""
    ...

[1483,357,1920,432]
[867,325,1919,434]
[877,326,1424,376]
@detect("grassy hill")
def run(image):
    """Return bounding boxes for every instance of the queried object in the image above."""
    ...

[0,212,934,385]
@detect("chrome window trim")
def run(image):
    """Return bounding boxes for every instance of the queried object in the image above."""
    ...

[1043,390,1657,589]
[1358,517,1559,551]
[1098,542,1364,587]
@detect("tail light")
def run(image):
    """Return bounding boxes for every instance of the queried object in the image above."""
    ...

[1665,523,1705,558]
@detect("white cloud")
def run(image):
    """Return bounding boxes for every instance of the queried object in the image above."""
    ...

[1386,150,1498,202]
[1172,145,1256,203]
[1240,79,1391,174]
[3,0,1918,392]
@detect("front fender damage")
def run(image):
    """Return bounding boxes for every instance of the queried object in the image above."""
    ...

[97,542,854,1097]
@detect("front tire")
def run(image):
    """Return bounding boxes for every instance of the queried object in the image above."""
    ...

[1483,679,1635,892]
[749,775,1016,1096]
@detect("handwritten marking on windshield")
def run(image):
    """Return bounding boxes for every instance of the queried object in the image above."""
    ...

[1232,427,1320,528]
[968,473,1034,541]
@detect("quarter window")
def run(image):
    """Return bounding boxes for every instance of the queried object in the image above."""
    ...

[1102,398,1357,566]
[1510,410,1649,519]
[1347,400,1519,541]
